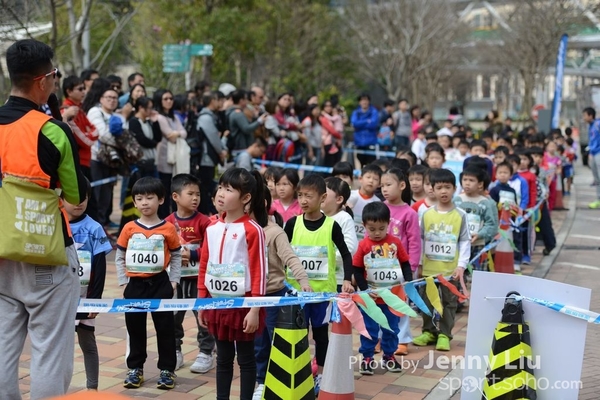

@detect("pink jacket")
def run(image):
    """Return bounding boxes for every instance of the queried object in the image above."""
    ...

[272,199,302,223]
[385,202,422,271]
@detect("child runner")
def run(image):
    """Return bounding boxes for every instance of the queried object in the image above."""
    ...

[353,202,412,374]
[322,177,359,292]
[116,177,182,390]
[263,166,282,202]
[332,161,355,188]
[506,154,530,272]
[65,179,113,392]
[272,168,302,223]
[347,164,382,240]
[516,151,538,264]
[412,168,437,221]
[284,174,355,394]
[464,140,494,180]
[165,174,214,373]
[253,187,311,399]
[413,169,470,351]
[424,143,445,169]
[529,147,556,255]
[381,168,421,355]
[454,167,498,271]
[408,164,428,203]
[198,168,268,400]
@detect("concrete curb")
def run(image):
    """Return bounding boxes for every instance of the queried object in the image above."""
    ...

[531,188,577,279]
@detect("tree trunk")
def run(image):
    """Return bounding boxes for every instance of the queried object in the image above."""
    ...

[201,56,213,84]
[522,70,535,120]
[234,55,242,88]
[48,0,58,51]
[65,0,82,72]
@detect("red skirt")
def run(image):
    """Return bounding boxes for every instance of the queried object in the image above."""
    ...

[204,307,266,342]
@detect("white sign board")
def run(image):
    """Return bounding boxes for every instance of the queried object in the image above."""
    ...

[461,271,590,400]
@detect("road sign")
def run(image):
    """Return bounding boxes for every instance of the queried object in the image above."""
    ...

[190,44,213,56]
[162,44,190,73]
[163,43,213,73]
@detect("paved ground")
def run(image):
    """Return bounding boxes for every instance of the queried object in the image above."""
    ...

[16,168,594,399]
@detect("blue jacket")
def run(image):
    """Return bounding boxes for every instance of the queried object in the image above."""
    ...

[351,105,379,147]
[508,174,529,210]
[589,119,600,156]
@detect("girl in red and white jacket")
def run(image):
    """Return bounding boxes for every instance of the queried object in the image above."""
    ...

[198,168,267,400]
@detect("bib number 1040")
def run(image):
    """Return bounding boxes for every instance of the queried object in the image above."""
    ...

[130,253,159,265]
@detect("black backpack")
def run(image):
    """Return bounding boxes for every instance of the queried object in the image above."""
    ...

[187,112,222,167]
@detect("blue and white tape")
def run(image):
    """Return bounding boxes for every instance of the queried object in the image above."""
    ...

[90,176,118,188]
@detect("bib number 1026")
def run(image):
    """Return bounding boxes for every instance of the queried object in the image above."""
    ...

[207,279,238,293]
[302,259,322,271]
[130,253,159,265]
[429,244,452,254]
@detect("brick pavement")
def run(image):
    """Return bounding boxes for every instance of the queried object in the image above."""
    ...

[16,175,577,399]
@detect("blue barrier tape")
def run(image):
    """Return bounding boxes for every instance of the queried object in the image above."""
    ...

[90,176,118,188]
[78,278,440,314]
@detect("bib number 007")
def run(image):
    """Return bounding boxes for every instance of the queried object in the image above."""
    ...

[130,253,159,265]
[302,259,323,271]
[428,243,452,254]
[207,278,238,293]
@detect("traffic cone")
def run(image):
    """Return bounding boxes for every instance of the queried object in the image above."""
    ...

[494,205,514,274]
[318,312,355,400]
[263,305,315,400]
[483,291,536,399]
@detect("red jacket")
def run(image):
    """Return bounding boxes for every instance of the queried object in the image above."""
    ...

[518,170,537,208]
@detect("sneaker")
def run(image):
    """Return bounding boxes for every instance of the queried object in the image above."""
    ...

[514,264,521,273]
[359,357,374,375]
[543,247,555,256]
[413,331,437,346]
[190,352,214,373]
[589,200,600,209]
[394,343,409,355]
[436,334,450,351]
[252,384,264,400]
[157,370,176,390]
[382,355,402,372]
[314,373,322,396]
[374,339,382,354]
[123,368,144,389]
[522,255,531,265]
[175,350,184,371]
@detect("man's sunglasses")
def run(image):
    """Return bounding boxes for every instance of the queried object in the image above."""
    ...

[33,67,58,81]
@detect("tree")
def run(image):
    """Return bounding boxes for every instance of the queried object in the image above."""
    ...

[491,0,586,117]
[341,0,465,107]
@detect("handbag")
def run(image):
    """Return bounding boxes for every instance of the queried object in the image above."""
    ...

[0,175,68,265]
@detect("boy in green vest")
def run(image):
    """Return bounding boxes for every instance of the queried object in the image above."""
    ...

[413,168,470,351]
[284,174,354,394]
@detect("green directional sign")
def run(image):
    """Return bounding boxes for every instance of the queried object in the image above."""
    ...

[163,44,189,73]
[163,43,213,73]
[190,44,213,56]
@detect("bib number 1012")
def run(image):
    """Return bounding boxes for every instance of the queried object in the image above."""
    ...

[429,244,452,254]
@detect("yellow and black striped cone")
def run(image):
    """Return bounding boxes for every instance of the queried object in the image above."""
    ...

[263,304,315,400]
[483,291,536,400]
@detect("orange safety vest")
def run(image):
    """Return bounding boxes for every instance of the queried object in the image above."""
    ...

[0,109,73,237]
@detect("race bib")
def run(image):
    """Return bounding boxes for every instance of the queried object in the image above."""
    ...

[365,257,402,289]
[125,237,165,274]
[290,245,329,281]
[205,262,246,297]
[466,213,481,235]
[77,250,92,287]
[354,219,366,240]
[181,244,200,277]
[424,241,457,262]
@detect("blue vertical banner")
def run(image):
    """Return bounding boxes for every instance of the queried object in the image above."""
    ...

[551,34,569,129]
